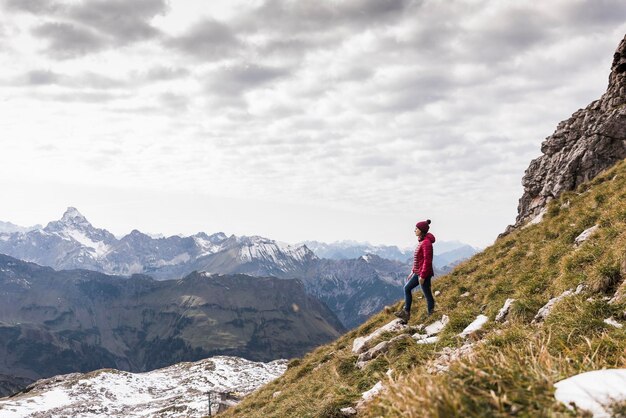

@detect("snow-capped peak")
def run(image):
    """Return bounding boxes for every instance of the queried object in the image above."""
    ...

[44,207,94,234]
[60,207,89,224]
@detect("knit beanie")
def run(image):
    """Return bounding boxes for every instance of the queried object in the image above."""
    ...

[416,219,431,233]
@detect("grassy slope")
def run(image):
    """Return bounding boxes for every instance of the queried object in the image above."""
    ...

[222,160,626,418]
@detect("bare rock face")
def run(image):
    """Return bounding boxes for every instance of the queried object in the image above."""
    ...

[516,34,626,226]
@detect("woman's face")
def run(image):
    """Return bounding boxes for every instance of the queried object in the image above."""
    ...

[415,227,423,238]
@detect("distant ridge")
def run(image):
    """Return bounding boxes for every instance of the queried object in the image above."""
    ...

[0,254,344,397]
[0,208,409,329]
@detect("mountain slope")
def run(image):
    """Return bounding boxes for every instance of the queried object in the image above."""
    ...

[0,356,286,418]
[222,159,626,417]
[0,257,344,397]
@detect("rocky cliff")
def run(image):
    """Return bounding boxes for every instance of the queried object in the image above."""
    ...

[516,34,626,225]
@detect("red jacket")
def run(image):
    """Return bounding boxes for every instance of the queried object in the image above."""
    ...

[412,233,435,277]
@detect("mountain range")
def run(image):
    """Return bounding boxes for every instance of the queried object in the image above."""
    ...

[301,239,479,269]
[0,254,344,398]
[0,210,475,328]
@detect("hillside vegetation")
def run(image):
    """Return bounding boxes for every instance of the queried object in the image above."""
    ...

[222,159,626,417]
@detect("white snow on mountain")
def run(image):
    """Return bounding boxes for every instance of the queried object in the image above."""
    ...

[0,221,41,234]
[237,237,314,266]
[0,356,287,418]
[65,229,112,259]
[193,235,223,256]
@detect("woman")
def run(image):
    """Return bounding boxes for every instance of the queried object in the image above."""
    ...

[395,219,435,323]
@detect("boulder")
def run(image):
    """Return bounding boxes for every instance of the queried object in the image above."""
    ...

[532,285,584,323]
[495,298,515,322]
[459,315,489,338]
[574,225,599,246]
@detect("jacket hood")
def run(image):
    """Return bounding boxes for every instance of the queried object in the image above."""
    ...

[422,233,436,243]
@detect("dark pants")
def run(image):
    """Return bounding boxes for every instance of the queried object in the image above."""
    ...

[404,273,435,314]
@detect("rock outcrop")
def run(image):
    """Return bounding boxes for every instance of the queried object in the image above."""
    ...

[515,34,626,226]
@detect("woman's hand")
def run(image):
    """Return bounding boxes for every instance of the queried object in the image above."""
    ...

[418,276,425,286]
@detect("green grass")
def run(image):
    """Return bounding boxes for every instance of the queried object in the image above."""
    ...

[221,160,626,418]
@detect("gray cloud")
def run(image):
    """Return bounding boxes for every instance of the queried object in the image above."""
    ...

[165,19,241,61]
[32,22,106,59]
[240,0,415,34]
[462,8,554,63]
[206,63,291,97]
[67,0,166,43]
[24,69,61,85]
[16,69,126,90]
[563,0,626,27]
[34,91,126,103]
[3,0,60,14]
[142,66,190,82]
[159,92,189,111]
[22,0,166,58]
[359,69,452,113]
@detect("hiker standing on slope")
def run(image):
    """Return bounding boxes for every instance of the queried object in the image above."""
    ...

[395,219,436,323]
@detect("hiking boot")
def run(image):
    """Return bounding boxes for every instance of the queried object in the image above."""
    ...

[394,310,410,323]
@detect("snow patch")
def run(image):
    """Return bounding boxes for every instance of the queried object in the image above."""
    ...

[65,230,111,258]
[154,252,191,267]
[0,356,287,418]
[554,369,626,417]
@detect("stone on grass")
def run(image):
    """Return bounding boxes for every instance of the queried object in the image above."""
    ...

[604,317,623,329]
[356,335,412,368]
[412,316,449,344]
[427,343,475,374]
[340,406,357,416]
[460,292,470,298]
[352,319,408,354]
[358,381,384,405]
[532,285,584,323]
[355,381,386,410]
[424,315,449,336]
[414,336,439,345]
[574,225,599,246]
[495,298,515,322]
[459,315,489,338]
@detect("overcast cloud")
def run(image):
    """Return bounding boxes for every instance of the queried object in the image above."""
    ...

[0,0,625,248]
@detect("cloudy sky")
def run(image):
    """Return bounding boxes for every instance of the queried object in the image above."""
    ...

[1,0,625,249]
